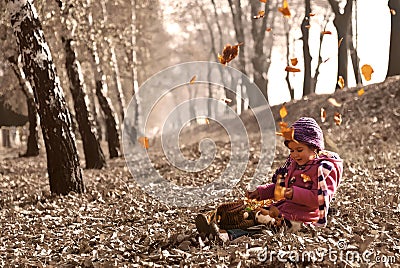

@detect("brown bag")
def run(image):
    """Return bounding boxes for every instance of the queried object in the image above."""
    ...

[212,200,256,230]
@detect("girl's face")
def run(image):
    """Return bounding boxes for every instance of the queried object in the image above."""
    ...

[287,141,316,166]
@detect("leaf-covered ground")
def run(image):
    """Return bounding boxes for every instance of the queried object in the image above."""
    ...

[1,77,400,267]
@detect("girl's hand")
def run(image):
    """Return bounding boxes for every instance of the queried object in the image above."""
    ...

[246,189,261,200]
[284,187,293,200]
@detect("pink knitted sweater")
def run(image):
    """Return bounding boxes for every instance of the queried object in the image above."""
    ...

[257,151,343,225]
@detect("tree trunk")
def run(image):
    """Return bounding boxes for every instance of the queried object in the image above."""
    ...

[64,38,106,169]
[301,0,312,96]
[8,0,84,194]
[329,0,353,89]
[250,0,269,103]
[131,0,140,129]
[100,0,126,122]
[86,0,121,158]
[7,55,40,157]
[285,24,294,100]
[228,0,246,74]
[387,0,400,77]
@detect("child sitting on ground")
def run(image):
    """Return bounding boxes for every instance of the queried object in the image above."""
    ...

[196,117,343,242]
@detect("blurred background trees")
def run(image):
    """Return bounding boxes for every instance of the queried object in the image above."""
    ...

[0,0,397,193]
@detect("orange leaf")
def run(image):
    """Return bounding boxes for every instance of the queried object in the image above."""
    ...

[279,103,288,119]
[259,0,267,2]
[253,10,265,19]
[189,75,197,84]
[137,136,149,149]
[285,66,301,72]
[337,76,345,89]
[276,122,295,141]
[321,31,332,35]
[266,27,272,32]
[320,107,326,123]
[334,112,342,126]
[290,58,298,66]
[361,64,374,81]
[218,43,243,65]
[309,13,315,17]
[278,0,291,17]
[338,37,344,48]
[357,88,365,96]
[328,98,342,107]
[390,9,396,15]
[301,173,311,182]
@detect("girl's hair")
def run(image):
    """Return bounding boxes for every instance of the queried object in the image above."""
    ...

[284,140,320,153]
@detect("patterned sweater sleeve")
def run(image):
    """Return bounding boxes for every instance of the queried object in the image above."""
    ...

[257,183,275,200]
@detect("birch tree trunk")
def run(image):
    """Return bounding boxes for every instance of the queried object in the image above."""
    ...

[86,0,121,158]
[64,38,106,169]
[8,0,84,194]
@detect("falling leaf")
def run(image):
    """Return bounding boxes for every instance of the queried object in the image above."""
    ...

[189,75,197,84]
[337,76,345,89]
[278,0,291,17]
[361,64,374,81]
[253,10,265,19]
[358,88,365,96]
[305,25,311,29]
[320,107,326,122]
[259,0,267,2]
[276,122,295,141]
[334,112,342,126]
[137,136,149,149]
[321,31,332,35]
[328,98,342,107]
[279,103,288,119]
[285,66,301,72]
[266,27,272,32]
[309,13,315,17]
[390,9,396,15]
[301,174,311,182]
[218,43,243,65]
[290,58,298,66]
[220,97,232,104]
[338,37,344,48]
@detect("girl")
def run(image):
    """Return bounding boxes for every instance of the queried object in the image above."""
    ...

[196,117,343,241]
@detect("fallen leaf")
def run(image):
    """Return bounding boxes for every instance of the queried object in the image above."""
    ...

[285,66,301,72]
[309,13,315,17]
[137,136,149,149]
[189,75,197,84]
[279,103,288,119]
[278,0,291,17]
[390,9,396,15]
[328,98,342,107]
[337,76,345,89]
[338,37,344,48]
[334,112,342,126]
[321,31,332,35]
[266,27,272,32]
[358,88,365,96]
[218,43,243,65]
[320,107,326,122]
[290,58,298,66]
[253,10,265,19]
[361,64,374,81]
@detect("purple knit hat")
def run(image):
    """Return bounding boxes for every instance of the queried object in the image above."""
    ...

[286,117,324,150]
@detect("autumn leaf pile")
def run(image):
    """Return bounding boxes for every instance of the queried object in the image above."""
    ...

[1,77,400,267]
